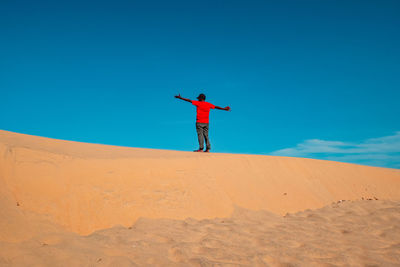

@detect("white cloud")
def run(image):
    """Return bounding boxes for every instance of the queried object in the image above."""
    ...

[270,132,400,169]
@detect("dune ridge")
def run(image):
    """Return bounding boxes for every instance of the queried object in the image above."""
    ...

[1,129,399,239]
[1,130,400,266]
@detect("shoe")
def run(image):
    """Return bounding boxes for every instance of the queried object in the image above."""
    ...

[204,149,210,153]
[193,149,204,152]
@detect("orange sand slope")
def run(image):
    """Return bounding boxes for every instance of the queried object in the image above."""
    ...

[1,129,400,241]
[2,200,400,266]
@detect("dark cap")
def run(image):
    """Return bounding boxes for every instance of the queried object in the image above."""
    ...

[197,93,206,100]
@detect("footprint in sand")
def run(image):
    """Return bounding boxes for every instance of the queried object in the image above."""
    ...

[168,247,186,262]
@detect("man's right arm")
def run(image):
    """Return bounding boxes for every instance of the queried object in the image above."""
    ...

[175,94,192,103]
[215,105,231,111]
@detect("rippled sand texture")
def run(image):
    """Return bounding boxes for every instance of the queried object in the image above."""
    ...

[0,130,400,266]
[1,200,400,266]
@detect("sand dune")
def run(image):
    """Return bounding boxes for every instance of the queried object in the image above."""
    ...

[1,130,400,266]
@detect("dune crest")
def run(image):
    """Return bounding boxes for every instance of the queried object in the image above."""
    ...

[1,129,399,240]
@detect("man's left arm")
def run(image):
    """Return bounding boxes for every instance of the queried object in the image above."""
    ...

[175,94,192,103]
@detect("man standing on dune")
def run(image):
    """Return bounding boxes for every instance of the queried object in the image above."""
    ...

[175,93,230,152]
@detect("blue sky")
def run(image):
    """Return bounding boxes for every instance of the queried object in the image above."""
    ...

[1,0,399,168]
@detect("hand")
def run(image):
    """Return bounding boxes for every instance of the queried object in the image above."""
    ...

[225,106,231,111]
[175,94,182,99]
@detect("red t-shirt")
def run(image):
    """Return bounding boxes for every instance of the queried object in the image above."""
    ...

[192,101,215,123]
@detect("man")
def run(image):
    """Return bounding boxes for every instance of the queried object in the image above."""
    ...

[175,93,230,152]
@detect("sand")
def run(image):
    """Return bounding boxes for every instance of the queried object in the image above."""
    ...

[0,130,399,266]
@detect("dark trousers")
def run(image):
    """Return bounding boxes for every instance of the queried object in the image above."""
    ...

[196,123,210,150]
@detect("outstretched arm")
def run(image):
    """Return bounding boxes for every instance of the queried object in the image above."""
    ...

[175,94,192,103]
[215,105,231,111]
